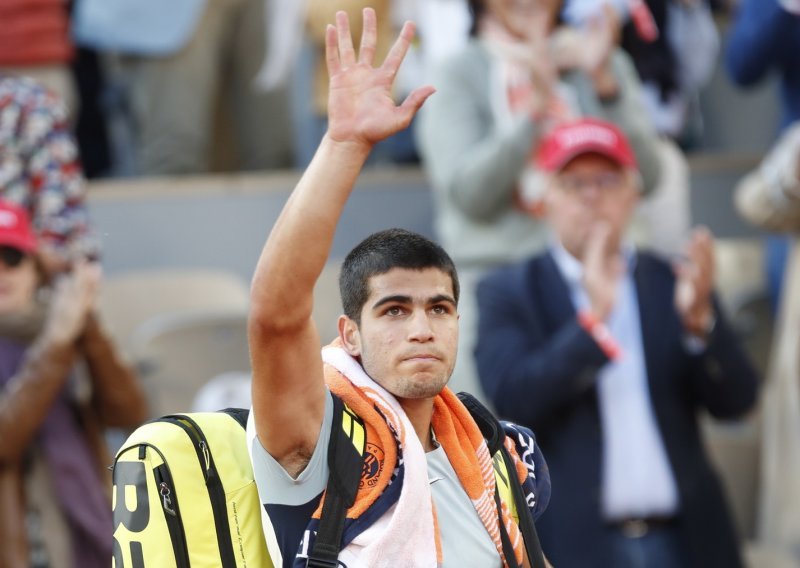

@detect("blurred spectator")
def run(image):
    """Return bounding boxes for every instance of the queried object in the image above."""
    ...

[476,119,758,567]
[735,123,800,562]
[72,0,294,175]
[725,0,800,314]
[0,200,146,568]
[0,75,100,272]
[403,0,471,83]
[0,0,76,112]
[564,0,720,146]
[415,0,662,402]
[294,0,420,166]
[726,0,800,130]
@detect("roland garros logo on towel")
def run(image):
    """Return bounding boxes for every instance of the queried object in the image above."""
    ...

[360,443,385,489]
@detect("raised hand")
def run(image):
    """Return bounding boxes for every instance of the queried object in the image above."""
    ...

[325,8,435,150]
[43,260,102,345]
[582,222,624,321]
[674,227,715,337]
[583,3,621,75]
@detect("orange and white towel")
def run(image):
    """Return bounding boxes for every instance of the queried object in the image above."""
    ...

[318,340,525,567]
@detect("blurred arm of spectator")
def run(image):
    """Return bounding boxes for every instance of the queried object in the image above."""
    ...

[0,76,100,271]
[417,11,661,226]
[474,249,757,428]
[735,122,800,231]
[725,0,800,86]
[416,41,541,222]
[550,17,662,194]
[0,262,146,465]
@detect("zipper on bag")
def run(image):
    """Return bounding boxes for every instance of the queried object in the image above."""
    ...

[162,416,237,568]
[152,456,190,568]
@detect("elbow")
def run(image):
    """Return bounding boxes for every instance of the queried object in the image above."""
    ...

[446,178,508,222]
[112,389,150,427]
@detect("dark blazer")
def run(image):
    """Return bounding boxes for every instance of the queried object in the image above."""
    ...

[475,250,759,568]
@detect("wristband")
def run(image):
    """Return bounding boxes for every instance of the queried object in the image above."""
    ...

[577,310,623,361]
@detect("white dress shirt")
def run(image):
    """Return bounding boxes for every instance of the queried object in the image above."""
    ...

[550,242,680,519]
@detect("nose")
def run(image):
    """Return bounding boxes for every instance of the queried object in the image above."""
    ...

[407,309,434,342]
[578,181,603,202]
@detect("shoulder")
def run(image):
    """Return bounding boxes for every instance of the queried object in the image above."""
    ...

[479,254,552,294]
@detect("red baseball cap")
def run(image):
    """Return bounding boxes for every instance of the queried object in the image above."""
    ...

[536,118,637,172]
[0,201,37,253]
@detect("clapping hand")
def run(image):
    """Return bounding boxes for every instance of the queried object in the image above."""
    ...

[582,222,624,321]
[674,227,716,337]
[325,8,434,151]
[44,260,101,345]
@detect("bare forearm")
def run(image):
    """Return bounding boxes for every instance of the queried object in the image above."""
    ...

[80,314,148,426]
[0,336,76,463]
[251,135,371,329]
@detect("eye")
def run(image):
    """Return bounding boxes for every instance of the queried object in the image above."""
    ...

[598,173,622,189]
[431,304,451,315]
[385,306,404,316]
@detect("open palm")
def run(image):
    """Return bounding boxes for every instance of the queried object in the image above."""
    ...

[325,9,434,148]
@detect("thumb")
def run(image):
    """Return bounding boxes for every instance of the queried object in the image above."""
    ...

[398,85,436,127]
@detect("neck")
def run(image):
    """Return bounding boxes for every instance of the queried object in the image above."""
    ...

[398,397,436,452]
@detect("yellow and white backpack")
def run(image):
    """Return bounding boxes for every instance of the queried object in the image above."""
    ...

[111,409,272,568]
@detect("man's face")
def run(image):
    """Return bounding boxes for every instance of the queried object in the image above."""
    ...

[339,267,459,401]
[544,153,640,258]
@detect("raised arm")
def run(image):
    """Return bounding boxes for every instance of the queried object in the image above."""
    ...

[249,8,433,475]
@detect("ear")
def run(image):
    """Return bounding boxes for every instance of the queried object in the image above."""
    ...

[338,315,362,357]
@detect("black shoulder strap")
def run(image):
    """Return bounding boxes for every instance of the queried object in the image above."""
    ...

[301,392,545,568]
[220,407,249,429]
[457,392,547,568]
[307,394,366,568]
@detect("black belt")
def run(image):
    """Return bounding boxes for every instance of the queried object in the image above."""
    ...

[607,516,677,538]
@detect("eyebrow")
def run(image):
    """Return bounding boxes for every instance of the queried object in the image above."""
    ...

[371,294,456,310]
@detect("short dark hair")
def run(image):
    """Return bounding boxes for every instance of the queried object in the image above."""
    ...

[339,228,460,324]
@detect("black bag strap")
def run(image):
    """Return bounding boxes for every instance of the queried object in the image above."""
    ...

[457,392,547,568]
[297,392,545,568]
[220,407,249,429]
[306,394,366,568]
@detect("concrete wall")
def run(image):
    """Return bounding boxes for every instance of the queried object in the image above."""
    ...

[87,156,766,282]
[88,168,435,282]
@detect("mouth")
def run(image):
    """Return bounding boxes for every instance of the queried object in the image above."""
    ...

[402,353,441,363]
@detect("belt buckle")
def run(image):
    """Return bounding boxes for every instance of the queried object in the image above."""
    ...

[620,518,649,539]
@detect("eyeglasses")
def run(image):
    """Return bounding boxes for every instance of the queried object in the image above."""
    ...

[554,172,626,195]
[0,246,28,268]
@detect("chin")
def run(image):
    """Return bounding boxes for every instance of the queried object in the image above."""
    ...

[394,374,449,400]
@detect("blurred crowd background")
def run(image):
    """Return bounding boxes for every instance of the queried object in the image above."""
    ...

[1,0,799,566]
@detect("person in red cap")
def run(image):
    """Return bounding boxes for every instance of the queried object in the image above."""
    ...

[0,200,147,567]
[475,118,759,568]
